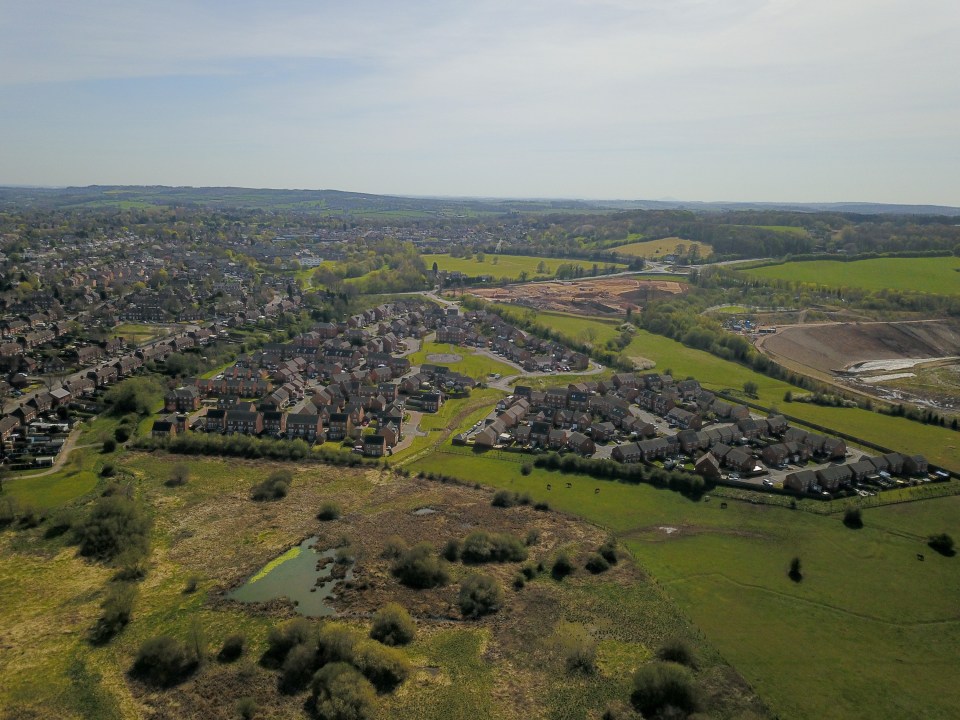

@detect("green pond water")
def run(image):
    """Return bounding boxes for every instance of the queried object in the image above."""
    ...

[230,536,353,617]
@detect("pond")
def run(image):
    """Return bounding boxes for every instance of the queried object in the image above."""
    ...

[229,536,353,617]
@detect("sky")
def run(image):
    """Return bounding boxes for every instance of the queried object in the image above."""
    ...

[1,0,959,205]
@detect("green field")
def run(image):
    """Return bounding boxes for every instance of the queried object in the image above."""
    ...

[111,323,164,344]
[739,225,810,236]
[424,253,628,281]
[412,449,960,720]
[610,238,713,259]
[409,341,519,380]
[743,256,960,295]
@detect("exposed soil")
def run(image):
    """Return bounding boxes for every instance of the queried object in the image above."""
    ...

[470,276,687,315]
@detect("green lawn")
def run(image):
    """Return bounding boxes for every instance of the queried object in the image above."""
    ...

[423,253,628,281]
[409,341,519,380]
[743,256,960,295]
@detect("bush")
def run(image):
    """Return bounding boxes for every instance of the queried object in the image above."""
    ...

[166,463,190,488]
[102,438,117,453]
[251,470,293,501]
[458,573,504,618]
[392,543,449,589]
[491,490,516,508]
[131,635,199,688]
[525,528,541,546]
[114,426,131,443]
[552,623,597,674]
[91,582,136,644]
[317,501,341,521]
[656,638,697,668]
[460,530,528,564]
[310,662,376,720]
[352,640,411,691]
[630,661,701,718]
[585,553,610,574]
[928,533,956,556]
[552,553,574,580]
[598,540,618,565]
[74,495,151,562]
[264,618,314,665]
[370,603,416,647]
[100,463,116,478]
[381,535,407,559]
[280,642,318,694]
[534,501,550,512]
[236,697,257,720]
[602,701,641,720]
[513,573,526,590]
[441,538,462,562]
[317,623,362,665]
[219,634,246,662]
[843,507,863,529]
[520,463,532,476]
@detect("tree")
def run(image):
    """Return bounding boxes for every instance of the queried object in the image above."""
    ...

[518,270,529,282]
[843,507,863,529]
[131,635,199,688]
[351,640,411,691]
[788,556,803,582]
[458,573,504,617]
[536,260,548,274]
[475,252,485,263]
[91,582,136,644]
[75,495,151,562]
[310,662,376,720]
[743,381,759,397]
[928,533,955,556]
[392,543,449,589]
[370,603,416,646]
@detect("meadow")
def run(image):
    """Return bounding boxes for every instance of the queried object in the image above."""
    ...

[408,341,519,380]
[742,256,960,295]
[423,253,628,281]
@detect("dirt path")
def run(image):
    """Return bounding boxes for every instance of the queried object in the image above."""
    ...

[12,427,99,479]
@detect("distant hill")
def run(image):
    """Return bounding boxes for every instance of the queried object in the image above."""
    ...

[1,185,957,217]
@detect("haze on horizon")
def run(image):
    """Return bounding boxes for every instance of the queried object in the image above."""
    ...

[2,0,958,206]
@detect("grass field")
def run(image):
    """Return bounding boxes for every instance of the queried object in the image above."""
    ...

[610,238,713,259]
[111,323,164,344]
[423,253,628,281]
[408,341,519,380]
[742,256,960,295]
[739,225,809,236]
[411,449,960,720]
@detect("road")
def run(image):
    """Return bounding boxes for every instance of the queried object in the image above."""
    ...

[10,426,98,479]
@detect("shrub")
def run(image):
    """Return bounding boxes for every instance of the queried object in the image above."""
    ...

[91,582,136,644]
[928,533,956,556]
[219,634,246,662]
[598,540,618,565]
[513,573,526,590]
[280,642,318,694]
[370,603,416,647]
[381,535,407,559]
[656,638,697,668]
[521,564,537,580]
[602,701,642,720]
[183,575,199,594]
[114,426,131,443]
[392,543,449,589]
[317,501,341,521]
[843,507,863,529]
[491,490,516,508]
[44,508,78,539]
[310,662,376,720]
[74,495,151,562]
[552,552,574,580]
[441,538,462,562]
[264,618,314,665]
[630,661,701,718]
[552,623,597,674]
[520,463,532,476]
[251,470,292,501]
[352,640,411,691]
[460,531,528,564]
[585,553,610,574]
[317,623,362,665]
[525,529,540,546]
[102,438,117,453]
[534,501,550,512]
[236,696,257,720]
[131,635,199,688]
[458,573,504,618]
[100,463,116,478]
[166,463,190,488]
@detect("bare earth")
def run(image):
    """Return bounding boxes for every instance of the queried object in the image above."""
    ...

[470,276,686,315]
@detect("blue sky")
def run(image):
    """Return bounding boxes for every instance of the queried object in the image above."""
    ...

[2,0,959,204]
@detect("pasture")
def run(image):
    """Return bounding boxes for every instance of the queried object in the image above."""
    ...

[423,253,627,281]
[742,256,960,295]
